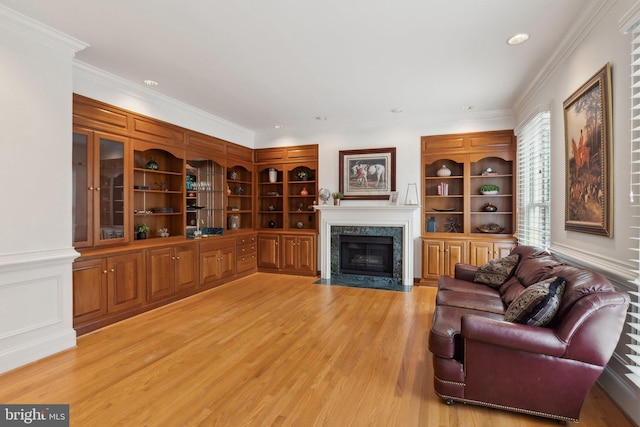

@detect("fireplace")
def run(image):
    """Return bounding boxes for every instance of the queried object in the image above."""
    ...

[340,235,393,278]
[315,204,419,289]
[329,225,403,289]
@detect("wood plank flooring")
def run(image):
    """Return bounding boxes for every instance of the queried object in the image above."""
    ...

[0,273,633,426]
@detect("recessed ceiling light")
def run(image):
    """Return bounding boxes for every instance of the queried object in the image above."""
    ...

[315,116,327,121]
[461,105,473,111]
[274,125,284,129]
[507,33,529,45]
[390,108,403,113]
[144,79,159,86]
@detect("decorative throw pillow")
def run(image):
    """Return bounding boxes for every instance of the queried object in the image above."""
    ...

[473,253,520,288]
[504,276,566,326]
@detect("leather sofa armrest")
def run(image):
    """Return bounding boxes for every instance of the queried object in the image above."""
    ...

[461,315,567,358]
[454,263,478,281]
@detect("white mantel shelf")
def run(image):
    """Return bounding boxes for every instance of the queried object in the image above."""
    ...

[314,204,420,287]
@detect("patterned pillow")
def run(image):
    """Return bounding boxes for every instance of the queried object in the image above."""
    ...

[504,276,566,326]
[473,253,520,288]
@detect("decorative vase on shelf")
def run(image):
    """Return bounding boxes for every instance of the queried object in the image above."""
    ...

[145,157,159,170]
[228,215,240,230]
[300,187,308,196]
[268,168,278,183]
[483,202,498,212]
[268,220,276,228]
[436,165,451,177]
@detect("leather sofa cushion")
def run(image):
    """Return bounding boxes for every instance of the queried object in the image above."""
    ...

[439,274,501,297]
[437,289,506,314]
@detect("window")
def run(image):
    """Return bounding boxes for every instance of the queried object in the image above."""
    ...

[626,26,640,389]
[515,108,551,250]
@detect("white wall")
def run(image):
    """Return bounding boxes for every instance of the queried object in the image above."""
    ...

[514,0,639,424]
[0,6,83,373]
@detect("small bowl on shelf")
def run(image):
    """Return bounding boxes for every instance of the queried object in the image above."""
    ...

[477,223,504,233]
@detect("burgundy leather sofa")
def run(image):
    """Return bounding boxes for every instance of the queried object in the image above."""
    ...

[428,245,630,422]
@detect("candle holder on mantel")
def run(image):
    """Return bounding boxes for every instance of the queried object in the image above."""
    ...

[404,183,418,205]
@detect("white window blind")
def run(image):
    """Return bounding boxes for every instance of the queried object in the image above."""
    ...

[515,109,551,250]
[626,29,640,389]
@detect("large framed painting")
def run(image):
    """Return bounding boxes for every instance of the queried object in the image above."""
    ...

[563,63,613,237]
[339,148,396,200]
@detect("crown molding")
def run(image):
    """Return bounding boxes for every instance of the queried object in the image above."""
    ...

[0,4,87,56]
[619,1,640,33]
[513,0,616,115]
[73,60,255,145]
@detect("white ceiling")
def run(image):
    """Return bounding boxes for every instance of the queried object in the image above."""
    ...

[1,0,590,134]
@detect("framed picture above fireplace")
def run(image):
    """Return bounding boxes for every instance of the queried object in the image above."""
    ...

[339,147,396,200]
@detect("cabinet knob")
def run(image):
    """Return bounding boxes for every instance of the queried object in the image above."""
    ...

[103,270,108,274]
[171,256,176,260]
[96,187,101,191]
[110,268,115,272]
[88,186,94,191]
[176,256,180,260]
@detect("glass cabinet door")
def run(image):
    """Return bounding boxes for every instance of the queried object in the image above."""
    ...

[97,134,126,243]
[186,155,225,238]
[73,129,128,247]
[72,129,92,247]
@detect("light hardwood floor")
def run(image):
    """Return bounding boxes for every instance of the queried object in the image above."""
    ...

[0,273,633,426]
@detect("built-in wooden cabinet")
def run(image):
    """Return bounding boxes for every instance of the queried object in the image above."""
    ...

[254,145,319,276]
[72,251,145,334]
[236,233,257,275]
[421,239,467,282]
[255,145,318,232]
[146,243,198,302]
[468,240,517,266]
[199,237,236,286]
[133,141,185,240]
[257,233,317,276]
[280,234,316,275]
[72,95,318,335]
[421,130,517,284]
[226,162,253,231]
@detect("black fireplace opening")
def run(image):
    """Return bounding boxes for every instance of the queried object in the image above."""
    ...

[339,235,394,278]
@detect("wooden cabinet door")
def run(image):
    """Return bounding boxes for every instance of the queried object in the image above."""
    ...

[146,247,175,302]
[73,257,108,323]
[219,246,236,279]
[280,235,297,271]
[174,244,198,292]
[108,252,145,312]
[296,235,316,273]
[495,241,517,259]
[257,234,279,269]
[444,240,467,277]
[200,250,222,284]
[468,241,494,266]
[422,239,444,281]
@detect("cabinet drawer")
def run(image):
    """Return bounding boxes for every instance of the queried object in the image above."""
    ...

[237,234,257,246]
[237,254,257,272]
[200,237,235,252]
[238,242,257,255]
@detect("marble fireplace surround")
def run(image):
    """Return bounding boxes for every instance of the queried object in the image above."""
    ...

[314,205,418,288]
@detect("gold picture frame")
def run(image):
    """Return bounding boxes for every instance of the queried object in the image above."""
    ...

[563,63,613,237]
